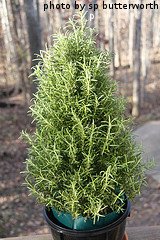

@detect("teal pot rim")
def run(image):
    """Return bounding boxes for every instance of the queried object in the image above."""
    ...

[51,193,126,230]
[51,206,122,230]
[43,198,131,235]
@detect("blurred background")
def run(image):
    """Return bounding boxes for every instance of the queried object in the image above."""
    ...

[0,0,160,238]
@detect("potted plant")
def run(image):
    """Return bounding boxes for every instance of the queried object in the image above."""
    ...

[22,14,148,240]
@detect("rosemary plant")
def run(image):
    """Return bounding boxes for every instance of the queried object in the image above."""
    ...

[23,14,147,222]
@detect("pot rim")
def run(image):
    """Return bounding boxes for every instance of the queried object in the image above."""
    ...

[43,198,131,236]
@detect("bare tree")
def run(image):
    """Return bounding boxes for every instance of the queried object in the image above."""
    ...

[141,6,151,106]
[114,10,121,68]
[0,0,19,100]
[132,1,142,117]
[0,0,14,64]
[24,0,42,66]
[9,0,30,104]
[128,8,134,68]
[153,8,160,48]
[36,0,40,23]
[24,0,42,94]
[108,0,115,77]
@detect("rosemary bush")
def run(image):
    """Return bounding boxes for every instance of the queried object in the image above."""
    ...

[23,15,147,221]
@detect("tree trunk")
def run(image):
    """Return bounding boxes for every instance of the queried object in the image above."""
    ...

[9,0,30,105]
[114,11,121,67]
[132,1,142,117]
[109,0,115,77]
[0,0,14,63]
[9,0,22,94]
[153,8,160,47]
[141,7,150,106]
[129,9,134,68]
[36,0,40,23]
[24,0,42,95]
[24,0,42,65]
[148,6,154,49]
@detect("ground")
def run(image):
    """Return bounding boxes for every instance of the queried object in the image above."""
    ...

[0,105,160,238]
[0,106,48,237]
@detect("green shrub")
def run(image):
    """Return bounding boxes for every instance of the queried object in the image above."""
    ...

[23,14,147,221]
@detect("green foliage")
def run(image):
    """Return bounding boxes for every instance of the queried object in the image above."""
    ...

[23,14,147,221]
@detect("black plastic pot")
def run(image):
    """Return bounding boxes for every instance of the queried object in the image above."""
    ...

[43,199,131,240]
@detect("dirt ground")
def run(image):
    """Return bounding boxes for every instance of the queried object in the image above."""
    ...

[0,104,160,238]
[0,106,48,237]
